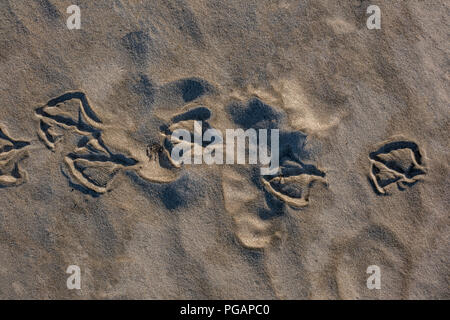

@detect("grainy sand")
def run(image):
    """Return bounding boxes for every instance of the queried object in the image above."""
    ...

[0,0,448,299]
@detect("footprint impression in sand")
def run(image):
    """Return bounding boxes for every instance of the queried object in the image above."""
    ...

[368,139,426,195]
[222,98,327,249]
[0,125,30,188]
[35,91,179,195]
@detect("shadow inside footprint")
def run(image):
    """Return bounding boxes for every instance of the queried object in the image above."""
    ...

[368,140,426,195]
[35,92,139,195]
[0,126,30,188]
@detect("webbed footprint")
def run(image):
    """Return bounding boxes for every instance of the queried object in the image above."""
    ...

[159,105,214,167]
[0,126,30,188]
[35,91,180,195]
[369,140,426,194]
[35,92,102,150]
[261,157,327,208]
[35,92,138,194]
[63,137,137,194]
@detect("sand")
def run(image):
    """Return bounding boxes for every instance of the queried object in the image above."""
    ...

[0,0,448,299]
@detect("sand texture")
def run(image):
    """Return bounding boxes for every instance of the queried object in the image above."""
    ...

[0,0,448,299]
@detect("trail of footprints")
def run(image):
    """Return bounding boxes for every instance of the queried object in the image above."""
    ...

[1,91,428,202]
